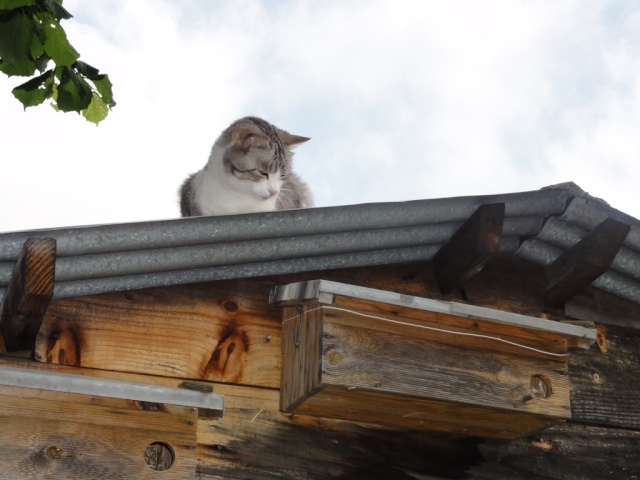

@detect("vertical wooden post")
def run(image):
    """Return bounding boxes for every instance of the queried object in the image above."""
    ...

[0,238,56,352]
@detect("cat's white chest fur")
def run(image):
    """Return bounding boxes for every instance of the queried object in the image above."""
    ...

[179,116,311,217]
[193,159,279,216]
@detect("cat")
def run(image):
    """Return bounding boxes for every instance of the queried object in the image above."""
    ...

[179,116,313,217]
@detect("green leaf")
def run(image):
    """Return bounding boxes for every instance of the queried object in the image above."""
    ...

[42,19,78,67]
[56,65,91,111]
[0,12,33,65]
[74,60,99,79]
[30,29,44,58]
[0,0,36,9]
[92,74,115,107]
[43,0,73,20]
[12,68,53,107]
[82,91,108,125]
[0,56,35,75]
[34,52,50,72]
[74,61,115,108]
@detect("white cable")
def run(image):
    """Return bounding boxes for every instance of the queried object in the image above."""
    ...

[283,305,568,358]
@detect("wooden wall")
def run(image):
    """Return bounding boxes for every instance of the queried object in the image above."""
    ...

[2,255,640,478]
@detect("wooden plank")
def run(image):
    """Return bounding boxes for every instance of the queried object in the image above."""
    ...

[30,262,454,386]
[2,355,639,480]
[318,311,570,417]
[292,386,560,439]
[0,385,197,479]
[473,422,640,480]
[432,203,505,293]
[569,325,640,429]
[0,356,486,479]
[35,282,282,388]
[280,296,570,438]
[31,261,456,389]
[196,382,490,480]
[545,218,630,308]
[1,238,56,352]
[280,305,323,411]
[331,294,572,358]
[199,382,640,480]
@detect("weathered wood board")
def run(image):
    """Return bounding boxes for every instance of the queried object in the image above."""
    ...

[278,288,576,438]
[5,256,637,478]
[0,372,198,479]
[2,344,639,480]
[0,238,56,352]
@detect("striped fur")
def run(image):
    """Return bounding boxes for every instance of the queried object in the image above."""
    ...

[179,117,312,217]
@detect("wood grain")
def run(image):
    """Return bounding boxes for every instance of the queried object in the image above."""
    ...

[0,383,197,479]
[3,354,640,479]
[569,325,640,429]
[280,296,571,438]
[319,312,570,416]
[280,305,323,411]
[35,283,282,387]
[474,422,640,480]
[1,238,56,352]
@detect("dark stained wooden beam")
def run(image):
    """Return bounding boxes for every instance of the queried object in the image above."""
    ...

[0,238,56,352]
[432,203,505,293]
[545,218,630,308]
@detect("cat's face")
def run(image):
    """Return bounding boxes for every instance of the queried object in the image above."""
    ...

[218,117,309,202]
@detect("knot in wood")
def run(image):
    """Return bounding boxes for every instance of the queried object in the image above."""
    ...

[222,300,239,312]
[326,348,346,367]
[46,446,63,460]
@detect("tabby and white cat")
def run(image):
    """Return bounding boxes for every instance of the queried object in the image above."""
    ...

[179,117,313,217]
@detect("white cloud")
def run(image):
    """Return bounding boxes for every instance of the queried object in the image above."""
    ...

[2,0,640,232]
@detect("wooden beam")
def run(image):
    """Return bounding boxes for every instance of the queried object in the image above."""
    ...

[432,203,505,293]
[0,238,56,352]
[545,218,630,308]
[3,340,640,480]
[0,385,197,479]
[36,281,283,384]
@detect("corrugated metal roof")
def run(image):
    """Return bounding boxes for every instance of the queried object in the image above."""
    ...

[1,183,639,305]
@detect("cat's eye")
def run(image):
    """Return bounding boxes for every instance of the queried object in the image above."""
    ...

[258,170,268,178]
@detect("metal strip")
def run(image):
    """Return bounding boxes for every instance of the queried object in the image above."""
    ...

[0,366,224,414]
[270,280,597,345]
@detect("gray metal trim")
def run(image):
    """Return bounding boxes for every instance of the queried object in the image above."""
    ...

[270,279,597,346]
[0,365,224,414]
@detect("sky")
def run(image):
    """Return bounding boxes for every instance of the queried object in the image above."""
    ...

[2,0,640,233]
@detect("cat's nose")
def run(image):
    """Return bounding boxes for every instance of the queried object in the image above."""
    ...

[268,187,279,197]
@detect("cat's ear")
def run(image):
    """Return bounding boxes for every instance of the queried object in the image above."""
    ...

[241,133,270,149]
[282,133,310,149]
[231,126,269,150]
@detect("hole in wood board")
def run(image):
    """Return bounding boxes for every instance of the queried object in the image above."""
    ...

[530,375,553,399]
[144,442,175,471]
